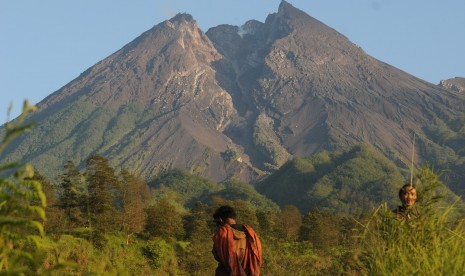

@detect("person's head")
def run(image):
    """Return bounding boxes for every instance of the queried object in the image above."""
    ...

[399,183,417,208]
[213,205,237,226]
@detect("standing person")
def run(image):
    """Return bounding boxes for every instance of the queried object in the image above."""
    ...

[392,183,418,220]
[212,205,262,276]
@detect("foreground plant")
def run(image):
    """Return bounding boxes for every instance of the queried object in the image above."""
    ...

[0,101,47,273]
[358,166,465,274]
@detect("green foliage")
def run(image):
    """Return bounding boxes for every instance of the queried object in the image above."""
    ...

[0,101,36,154]
[0,101,49,273]
[279,205,302,240]
[211,197,261,231]
[421,113,465,197]
[258,144,404,214]
[0,166,46,273]
[183,202,212,241]
[42,233,161,274]
[260,240,316,275]
[144,198,185,240]
[300,209,346,248]
[142,239,176,270]
[179,202,218,274]
[253,113,291,169]
[41,234,91,274]
[92,233,153,275]
[2,99,95,174]
[418,134,459,169]
[103,104,144,147]
[209,178,279,212]
[221,147,238,163]
[256,156,317,207]
[85,153,121,231]
[150,168,222,206]
[57,160,86,228]
[26,170,65,235]
[359,166,465,274]
[3,102,465,274]
[120,168,150,244]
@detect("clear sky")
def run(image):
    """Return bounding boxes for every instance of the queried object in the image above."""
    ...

[1,0,464,120]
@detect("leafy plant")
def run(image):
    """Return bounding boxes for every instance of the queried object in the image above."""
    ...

[0,101,47,273]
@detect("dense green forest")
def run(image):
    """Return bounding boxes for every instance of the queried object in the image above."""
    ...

[2,103,465,275]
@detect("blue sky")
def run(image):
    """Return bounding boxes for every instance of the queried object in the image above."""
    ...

[1,0,464,120]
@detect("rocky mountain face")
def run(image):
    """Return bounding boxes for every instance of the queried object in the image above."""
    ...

[439,77,465,93]
[2,1,464,183]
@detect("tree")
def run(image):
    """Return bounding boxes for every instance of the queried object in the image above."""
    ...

[57,160,86,228]
[256,209,280,238]
[233,199,260,230]
[300,209,341,248]
[183,201,211,241]
[26,170,64,234]
[144,198,185,240]
[211,197,260,231]
[180,202,217,274]
[280,205,302,240]
[120,168,150,244]
[85,154,120,231]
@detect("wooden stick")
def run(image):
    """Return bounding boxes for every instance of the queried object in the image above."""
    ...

[410,133,416,187]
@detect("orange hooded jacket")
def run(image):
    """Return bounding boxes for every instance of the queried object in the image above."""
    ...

[212,224,262,276]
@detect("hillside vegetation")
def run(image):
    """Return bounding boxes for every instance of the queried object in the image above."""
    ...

[257,145,405,214]
[2,104,465,274]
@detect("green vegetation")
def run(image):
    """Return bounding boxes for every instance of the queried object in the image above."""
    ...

[257,144,404,214]
[149,168,222,207]
[423,113,465,195]
[3,103,465,274]
[253,113,291,169]
[359,166,465,274]
[0,102,48,274]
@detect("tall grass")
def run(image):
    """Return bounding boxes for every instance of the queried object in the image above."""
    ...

[358,166,465,275]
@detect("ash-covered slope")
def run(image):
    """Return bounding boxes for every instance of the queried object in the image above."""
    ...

[208,1,463,169]
[2,1,464,183]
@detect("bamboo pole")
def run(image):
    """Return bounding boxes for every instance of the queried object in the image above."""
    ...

[410,133,416,187]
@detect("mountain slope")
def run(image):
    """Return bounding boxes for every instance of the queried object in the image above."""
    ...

[2,14,256,181]
[2,1,464,185]
[208,1,464,169]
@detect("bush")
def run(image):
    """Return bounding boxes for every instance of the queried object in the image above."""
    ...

[142,238,178,274]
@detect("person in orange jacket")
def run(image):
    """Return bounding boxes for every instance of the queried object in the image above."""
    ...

[212,205,262,276]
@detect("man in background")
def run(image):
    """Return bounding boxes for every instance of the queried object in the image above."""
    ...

[392,183,417,220]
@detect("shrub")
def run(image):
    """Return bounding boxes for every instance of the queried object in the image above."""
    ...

[142,238,178,274]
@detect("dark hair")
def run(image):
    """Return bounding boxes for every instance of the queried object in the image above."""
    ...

[213,205,236,223]
[399,183,416,199]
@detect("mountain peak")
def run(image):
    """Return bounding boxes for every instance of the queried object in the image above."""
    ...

[278,0,305,17]
[162,13,198,30]
[4,1,464,187]
[170,13,195,24]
